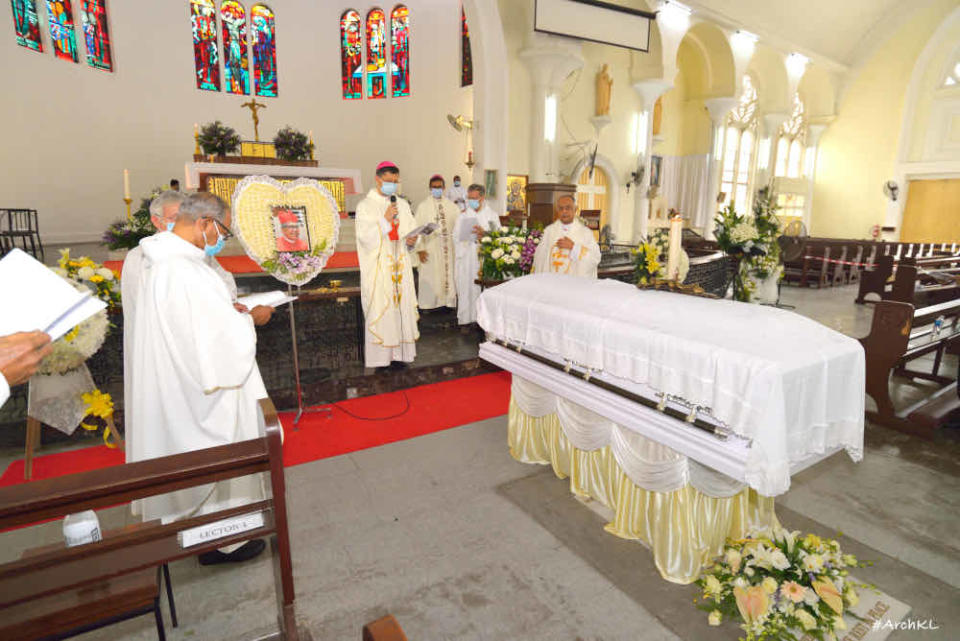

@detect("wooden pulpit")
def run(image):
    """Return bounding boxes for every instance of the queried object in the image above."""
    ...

[526,183,577,228]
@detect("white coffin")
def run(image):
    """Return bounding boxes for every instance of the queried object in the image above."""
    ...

[477,274,866,496]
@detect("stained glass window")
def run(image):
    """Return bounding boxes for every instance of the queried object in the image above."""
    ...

[191,0,220,91]
[461,5,472,87]
[11,0,43,52]
[80,0,111,71]
[221,1,249,94]
[251,3,277,97]
[340,9,362,99]
[46,0,78,62]
[366,8,386,99]
[390,5,409,97]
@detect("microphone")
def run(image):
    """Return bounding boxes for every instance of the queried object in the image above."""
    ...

[389,195,397,223]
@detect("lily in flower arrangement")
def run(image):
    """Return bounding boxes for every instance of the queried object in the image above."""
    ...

[713,187,781,302]
[632,227,690,286]
[260,239,329,283]
[478,226,530,281]
[696,525,869,641]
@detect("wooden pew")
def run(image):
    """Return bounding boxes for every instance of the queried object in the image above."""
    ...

[0,399,310,641]
[860,299,960,437]
[856,254,895,303]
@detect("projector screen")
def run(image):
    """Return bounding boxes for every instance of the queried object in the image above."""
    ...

[534,0,654,52]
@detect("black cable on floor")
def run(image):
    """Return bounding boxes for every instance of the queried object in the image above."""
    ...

[329,389,411,421]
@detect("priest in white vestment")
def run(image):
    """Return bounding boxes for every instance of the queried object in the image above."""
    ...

[446,174,467,213]
[121,190,184,506]
[453,184,501,325]
[414,174,459,310]
[355,161,420,369]
[532,194,601,279]
[131,192,266,563]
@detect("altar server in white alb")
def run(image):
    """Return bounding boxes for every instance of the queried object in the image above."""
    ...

[445,174,467,213]
[355,161,421,369]
[414,174,459,310]
[453,184,501,325]
[532,194,601,278]
[131,192,266,564]
[121,190,183,485]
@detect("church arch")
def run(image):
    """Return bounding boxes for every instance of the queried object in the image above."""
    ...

[567,153,622,237]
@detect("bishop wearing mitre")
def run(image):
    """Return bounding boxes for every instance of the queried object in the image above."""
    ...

[356,161,420,369]
[453,183,501,325]
[532,194,601,278]
[414,174,459,310]
[131,191,266,564]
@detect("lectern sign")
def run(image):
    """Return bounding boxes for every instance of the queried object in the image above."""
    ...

[231,175,340,285]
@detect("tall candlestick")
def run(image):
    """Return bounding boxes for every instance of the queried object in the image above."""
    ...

[666,211,682,281]
[193,123,201,155]
[123,169,130,200]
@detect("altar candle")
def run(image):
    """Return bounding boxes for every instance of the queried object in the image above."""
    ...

[194,122,199,136]
[667,213,682,281]
[123,169,130,200]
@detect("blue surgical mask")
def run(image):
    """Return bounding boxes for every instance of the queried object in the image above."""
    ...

[204,224,225,257]
[467,198,481,211]
[166,221,175,232]
[431,188,443,198]
[454,180,461,187]
[380,181,398,196]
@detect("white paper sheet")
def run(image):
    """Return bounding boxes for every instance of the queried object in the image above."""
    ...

[458,215,478,242]
[0,249,107,340]
[237,291,297,309]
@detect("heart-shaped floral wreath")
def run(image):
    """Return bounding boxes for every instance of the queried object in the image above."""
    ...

[231,175,340,285]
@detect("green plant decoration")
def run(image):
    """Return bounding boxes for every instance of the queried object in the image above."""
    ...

[273,126,315,161]
[198,120,241,156]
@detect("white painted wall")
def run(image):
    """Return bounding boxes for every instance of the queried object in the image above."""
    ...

[0,0,472,243]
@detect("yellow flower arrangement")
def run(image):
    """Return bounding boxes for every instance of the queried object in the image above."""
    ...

[80,389,121,449]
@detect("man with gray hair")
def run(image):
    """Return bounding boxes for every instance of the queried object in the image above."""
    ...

[130,191,266,565]
[121,189,185,500]
[452,183,501,325]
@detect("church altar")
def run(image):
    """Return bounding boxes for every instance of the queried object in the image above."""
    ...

[185,161,363,214]
[476,274,865,583]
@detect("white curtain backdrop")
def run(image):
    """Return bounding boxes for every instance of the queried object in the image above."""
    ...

[660,155,710,229]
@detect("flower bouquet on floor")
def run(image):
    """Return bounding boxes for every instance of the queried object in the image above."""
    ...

[696,525,869,641]
[478,226,528,281]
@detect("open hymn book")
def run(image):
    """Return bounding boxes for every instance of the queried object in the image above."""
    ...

[0,249,107,341]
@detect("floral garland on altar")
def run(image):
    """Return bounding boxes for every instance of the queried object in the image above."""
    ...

[696,525,870,641]
[714,187,782,302]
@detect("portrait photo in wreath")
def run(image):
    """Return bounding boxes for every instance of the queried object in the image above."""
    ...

[272,206,311,252]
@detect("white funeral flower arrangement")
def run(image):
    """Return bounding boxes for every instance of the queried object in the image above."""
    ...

[479,225,534,280]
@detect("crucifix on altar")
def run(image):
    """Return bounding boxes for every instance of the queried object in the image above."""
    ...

[241,99,267,141]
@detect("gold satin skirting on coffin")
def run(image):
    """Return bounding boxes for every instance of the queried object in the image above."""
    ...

[508,398,778,584]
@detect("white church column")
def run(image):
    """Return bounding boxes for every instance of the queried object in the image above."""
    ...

[803,121,830,232]
[519,43,584,182]
[631,79,672,241]
[702,97,738,238]
[758,113,789,187]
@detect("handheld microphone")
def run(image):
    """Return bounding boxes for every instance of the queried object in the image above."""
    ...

[389,195,397,222]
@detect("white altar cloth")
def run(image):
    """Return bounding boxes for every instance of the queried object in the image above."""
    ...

[476,274,865,496]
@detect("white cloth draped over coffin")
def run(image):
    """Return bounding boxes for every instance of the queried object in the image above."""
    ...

[512,376,747,498]
[477,274,866,496]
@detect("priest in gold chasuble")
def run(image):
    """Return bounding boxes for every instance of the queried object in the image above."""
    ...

[532,195,601,279]
[355,162,420,369]
[414,174,459,310]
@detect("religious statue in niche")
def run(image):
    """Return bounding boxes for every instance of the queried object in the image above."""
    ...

[595,64,613,116]
[653,97,663,136]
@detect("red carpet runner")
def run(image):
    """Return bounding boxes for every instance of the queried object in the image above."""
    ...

[0,372,510,488]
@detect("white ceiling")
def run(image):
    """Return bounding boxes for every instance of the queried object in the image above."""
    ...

[684,0,931,68]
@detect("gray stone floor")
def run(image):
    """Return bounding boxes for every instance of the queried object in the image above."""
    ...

[1,282,958,640]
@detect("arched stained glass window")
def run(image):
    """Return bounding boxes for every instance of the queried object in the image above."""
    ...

[340,9,363,99]
[221,1,249,95]
[775,93,807,178]
[251,3,277,97]
[461,5,472,87]
[718,75,759,214]
[80,1,112,71]
[46,0,79,62]
[191,0,220,91]
[11,0,43,52]
[390,5,409,97]
[366,8,386,99]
